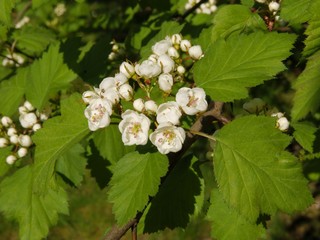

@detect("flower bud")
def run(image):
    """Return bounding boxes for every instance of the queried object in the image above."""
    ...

[133,98,145,112]
[269,1,280,12]
[19,106,28,115]
[188,45,203,60]
[167,47,179,59]
[180,39,191,52]
[0,137,9,148]
[19,112,37,128]
[1,116,12,127]
[158,73,173,93]
[135,60,161,78]
[177,65,186,75]
[82,90,99,104]
[7,127,17,137]
[18,134,32,147]
[171,34,182,45]
[256,0,266,3]
[148,54,158,63]
[40,113,48,121]
[277,117,290,131]
[120,62,135,78]
[32,123,42,132]
[271,112,284,118]
[114,73,128,87]
[145,100,158,113]
[10,135,19,144]
[152,38,172,56]
[6,155,17,165]
[157,54,175,73]
[24,100,34,111]
[17,147,28,158]
[118,84,133,101]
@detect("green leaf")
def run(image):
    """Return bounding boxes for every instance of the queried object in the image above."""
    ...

[56,144,87,187]
[291,51,320,121]
[210,5,266,42]
[194,31,296,102]
[0,166,69,240]
[0,67,27,116]
[32,0,48,9]
[0,23,8,41]
[303,18,320,57]
[13,26,56,56]
[26,43,77,110]
[140,21,184,59]
[32,93,90,193]
[0,0,15,25]
[207,189,266,240]
[143,155,201,233]
[280,0,313,25]
[108,151,168,226]
[213,115,313,222]
[93,124,135,164]
[0,147,11,176]
[292,122,317,153]
[241,0,254,7]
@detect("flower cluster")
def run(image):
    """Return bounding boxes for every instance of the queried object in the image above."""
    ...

[185,0,217,15]
[0,101,48,165]
[2,52,25,67]
[108,40,125,61]
[83,34,208,154]
[255,0,281,15]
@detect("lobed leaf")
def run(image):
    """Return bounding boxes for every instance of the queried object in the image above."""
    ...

[291,51,320,121]
[194,31,296,102]
[0,166,69,240]
[26,43,77,110]
[213,115,313,222]
[0,147,11,176]
[0,0,15,26]
[303,19,320,57]
[108,151,168,226]
[207,189,266,240]
[280,0,313,25]
[292,122,317,153]
[32,94,89,193]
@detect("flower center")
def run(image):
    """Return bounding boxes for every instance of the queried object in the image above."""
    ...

[187,95,198,107]
[90,104,106,123]
[128,122,142,137]
[158,130,176,146]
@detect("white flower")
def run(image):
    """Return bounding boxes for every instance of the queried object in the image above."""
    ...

[158,73,173,93]
[114,73,128,87]
[1,116,12,127]
[171,34,182,45]
[167,47,179,59]
[277,117,290,131]
[32,123,42,132]
[18,134,32,147]
[15,16,30,29]
[118,83,133,101]
[188,45,203,60]
[156,101,182,125]
[176,87,208,115]
[6,155,17,165]
[148,54,158,63]
[82,90,99,104]
[19,112,38,128]
[135,60,161,78]
[118,110,150,145]
[84,98,112,131]
[17,147,28,158]
[120,62,135,78]
[152,38,172,56]
[133,98,145,112]
[180,39,191,52]
[10,135,19,144]
[157,54,175,73]
[256,0,266,3]
[99,77,119,104]
[177,65,186,75]
[0,138,8,148]
[19,106,28,115]
[145,100,158,112]
[149,123,186,154]
[54,3,66,16]
[269,1,280,12]
[7,127,17,137]
[24,100,34,111]
[39,113,48,121]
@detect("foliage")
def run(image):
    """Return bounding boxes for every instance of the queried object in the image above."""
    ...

[0,0,319,240]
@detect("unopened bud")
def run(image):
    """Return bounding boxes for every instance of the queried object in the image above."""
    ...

[17,147,28,158]
[19,112,37,128]
[6,155,17,165]
[188,45,203,60]
[180,39,191,52]
[10,135,19,144]
[158,73,173,93]
[1,116,12,127]
[0,137,9,148]
[19,106,28,115]
[32,123,42,132]
[23,101,34,111]
[168,47,179,59]
[18,134,32,147]
[7,127,17,137]
[177,65,186,75]
[118,84,133,101]
[157,54,175,73]
[277,117,289,131]
[119,62,135,78]
[269,1,280,12]
[145,100,158,113]
[133,98,145,112]
[171,34,182,45]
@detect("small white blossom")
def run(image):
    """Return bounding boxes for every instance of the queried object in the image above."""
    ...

[256,0,266,3]
[99,77,119,104]
[54,3,66,17]
[167,47,179,59]
[133,98,145,112]
[145,100,158,113]
[10,135,19,144]
[148,54,158,63]
[84,98,112,131]
[18,134,32,147]
[188,45,203,60]
[23,101,34,111]
[158,73,173,93]
[176,87,208,115]
[114,73,128,87]
[32,123,42,132]
[40,113,48,121]
[17,147,28,158]
[177,65,186,75]
[118,110,150,145]
[152,38,172,56]
[135,60,161,78]
[149,123,186,154]
[180,39,191,52]
[19,106,28,115]
[7,127,17,137]
[2,53,24,67]
[277,117,290,131]
[156,101,182,125]
[1,116,12,127]
[6,155,17,165]
[120,62,135,78]
[269,1,280,12]
[157,54,175,73]
[15,16,30,29]
[19,112,38,128]
[82,90,99,104]
[118,83,133,101]
[171,34,182,45]
[0,138,8,148]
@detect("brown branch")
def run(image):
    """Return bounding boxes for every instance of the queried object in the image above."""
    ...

[103,101,228,240]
